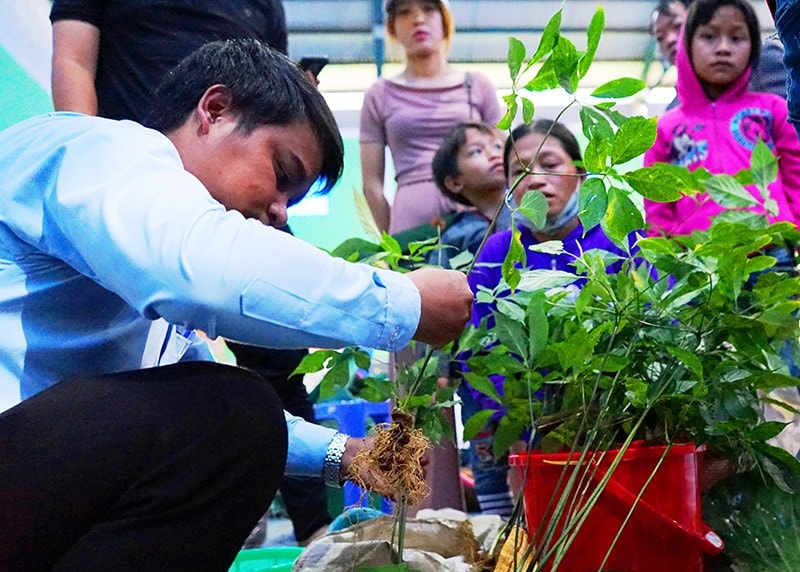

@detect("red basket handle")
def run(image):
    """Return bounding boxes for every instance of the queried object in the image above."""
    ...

[591,464,724,555]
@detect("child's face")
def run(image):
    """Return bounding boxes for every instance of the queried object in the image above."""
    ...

[451,128,506,199]
[507,132,581,218]
[690,5,751,100]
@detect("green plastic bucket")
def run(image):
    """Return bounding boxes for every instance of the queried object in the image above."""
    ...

[228,547,304,572]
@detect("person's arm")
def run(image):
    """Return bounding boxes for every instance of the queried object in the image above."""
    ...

[473,72,504,126]
[752,38,787,99]
[33,120,471,353]
[285,413,421,499]
[51,19,101,115]
[360,141,391,233]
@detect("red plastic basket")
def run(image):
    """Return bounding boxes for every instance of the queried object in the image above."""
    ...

[509,443,723,572]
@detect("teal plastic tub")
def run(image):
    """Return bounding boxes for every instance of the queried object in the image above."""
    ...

[228,547,304,572]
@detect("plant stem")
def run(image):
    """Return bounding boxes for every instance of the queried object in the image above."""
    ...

[394,490,409,564]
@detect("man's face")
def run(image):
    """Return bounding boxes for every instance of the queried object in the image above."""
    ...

[653,1,688,66]
[191,119,323,228]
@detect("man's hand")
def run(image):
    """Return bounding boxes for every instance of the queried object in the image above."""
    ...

[407,268,473,347]
[340,436,430,500]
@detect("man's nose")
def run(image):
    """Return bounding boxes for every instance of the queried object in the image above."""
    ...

[267,201,288,228]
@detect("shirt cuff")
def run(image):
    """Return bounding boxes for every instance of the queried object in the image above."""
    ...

[284,410,339,477]
[371,268,421,351]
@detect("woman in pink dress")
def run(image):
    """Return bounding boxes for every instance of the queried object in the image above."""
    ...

[360,0,503,234]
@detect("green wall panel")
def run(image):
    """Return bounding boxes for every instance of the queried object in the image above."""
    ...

[0,44,53,132]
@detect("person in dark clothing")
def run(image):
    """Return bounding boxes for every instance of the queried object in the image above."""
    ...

[49,0,330,545]
[50,0,288,122]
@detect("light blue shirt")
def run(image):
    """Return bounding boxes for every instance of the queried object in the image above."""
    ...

[0,112,421,475]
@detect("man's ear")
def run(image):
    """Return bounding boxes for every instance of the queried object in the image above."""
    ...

[196,84,234,133]
[443,174,464,196]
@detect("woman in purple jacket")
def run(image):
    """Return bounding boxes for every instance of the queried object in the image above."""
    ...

[459,119,629,518]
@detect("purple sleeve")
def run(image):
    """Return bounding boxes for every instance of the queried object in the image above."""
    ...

[468,230,510,328]
[471,72,503,126]
[359,81,386,145]
[462,232,512,416]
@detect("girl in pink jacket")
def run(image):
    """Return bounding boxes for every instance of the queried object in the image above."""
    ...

[644,0,800,236]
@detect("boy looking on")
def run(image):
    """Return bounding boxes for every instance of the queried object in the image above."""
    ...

[429,122,511,270]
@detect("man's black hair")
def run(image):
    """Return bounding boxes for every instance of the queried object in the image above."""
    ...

[145,39,343,193]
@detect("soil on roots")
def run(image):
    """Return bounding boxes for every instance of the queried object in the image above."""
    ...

[347,408,430,505]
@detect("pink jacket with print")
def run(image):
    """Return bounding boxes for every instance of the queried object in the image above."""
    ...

[643,33,800,236]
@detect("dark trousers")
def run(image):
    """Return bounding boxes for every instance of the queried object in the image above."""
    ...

[0,361,287,571]
[226,342,331,542]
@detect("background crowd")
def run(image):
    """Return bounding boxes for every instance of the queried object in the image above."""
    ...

[1,0,800,568]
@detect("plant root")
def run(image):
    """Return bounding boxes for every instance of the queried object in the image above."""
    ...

[346,408,430,505]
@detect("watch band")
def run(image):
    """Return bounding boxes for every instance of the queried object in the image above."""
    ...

[323,431,349,488]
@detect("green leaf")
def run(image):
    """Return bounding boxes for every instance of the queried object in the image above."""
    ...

[497,95,518,130]
[494,312,529,363]
[583,137,610,173]
[748,372,800,391]
[508,37,526,81]
[666,346,704,380]
[502,228,525,290]
[496,297,526,323]
[591,77,646,99]
[755,442,800,479]
[551,35,580,94]
[749,420,790,442]
[611,116,657,165]
[530,10,562,64]
[703,174,758,208]
[578,177,608,231]
[462,409,497,441]
[517,189,549,228]
[462,371,502,404]
[521,96,535,124]
[763,198,779,216]
[526,290,549,361]
[623,163,695,202]
[712,209,769,228]
[528,240,564,255]
[579,105,615,141]
[379,232,403,256]
[751,137,779,196]
[517,269,581,291]
[578,6,604,78]
[493,416,526,456]
[329,237,382,261]
[292,349,338,374]
[317,358,352,400]
[603,186,644,243]
[524,58,559,92]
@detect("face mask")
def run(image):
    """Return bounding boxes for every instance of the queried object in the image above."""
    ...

[514,189,580,236]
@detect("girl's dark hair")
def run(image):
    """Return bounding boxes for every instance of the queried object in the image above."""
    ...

[503,119,584,179]
[144,39,343,193]
[684,0,761,70]
[432,122,498,206]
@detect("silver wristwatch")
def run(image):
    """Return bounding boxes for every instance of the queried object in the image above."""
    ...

[323,432,349,488]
